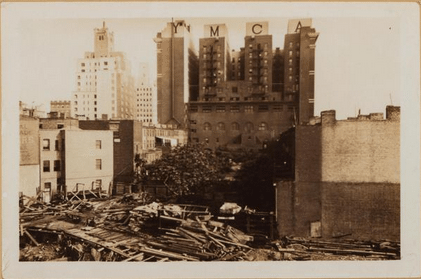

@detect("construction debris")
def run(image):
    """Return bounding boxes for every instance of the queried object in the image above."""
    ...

[19,193,400,261]
[20,193,266,261]
[272,236,400,261]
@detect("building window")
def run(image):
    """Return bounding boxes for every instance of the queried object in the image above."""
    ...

[244,122,254,133]
[259,122,268,131]
[258,105,269,112]
[43,139,50,151]
[202,106,212,113]
[217,122,225,131]
[231,122,240,131]
[289,42,293,48]
[43,160,50,172]
[104,61,108,66]
[96,140,102,149]
[81,63,85,67]
[273,105,283,111]
[244,105,254,113]
[216,106,226,112]
[54,160,61,171]
[204,122,212,131]
[289,50,293,57]
[289,59,292,65]
[96,159,102,170]
[44,182,51,190]
[55,140,59,151]
[230,106,240,113]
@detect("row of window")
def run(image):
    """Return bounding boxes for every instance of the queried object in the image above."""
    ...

[74,94,97,99]
[197,122,268,132]
[42,139,63,151]
[43,160,61,172]
[42,139,101,151]
[43,159,102,172]
[289,42,300,49]
[192,104,274,113]
[136,88,152,92]
[81,61,109,67]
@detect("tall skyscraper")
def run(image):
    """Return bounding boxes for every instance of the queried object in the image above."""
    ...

[135,63,156,124]
[154,20,199,128]
[71,22,135,120]
[284,19,319,124]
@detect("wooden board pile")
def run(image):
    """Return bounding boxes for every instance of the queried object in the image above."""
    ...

[275,236,400,260]
[20,193,265,261]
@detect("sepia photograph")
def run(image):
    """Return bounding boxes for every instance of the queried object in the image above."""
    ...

[2,2,420,278]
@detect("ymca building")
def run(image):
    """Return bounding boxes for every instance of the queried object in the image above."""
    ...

[154,19,319,150]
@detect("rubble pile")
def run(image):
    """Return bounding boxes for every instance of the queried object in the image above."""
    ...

[19,193,400,261]
[19,193,267,261]
[273,236,400,261]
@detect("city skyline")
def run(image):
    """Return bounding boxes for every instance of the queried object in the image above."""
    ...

[3,3,420,279]
[12,16,400,120]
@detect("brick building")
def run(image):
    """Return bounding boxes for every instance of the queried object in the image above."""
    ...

[39,117,79,130]
[154,20,199,128]
[37,127,114,201]
[79,120,142,184]
[19,116,40,197]
[188,19,318,150]
[277,106,400,241]
[50,100,71,119]
[283,19,319,124]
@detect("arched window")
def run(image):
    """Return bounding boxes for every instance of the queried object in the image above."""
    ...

[258,122,268,131]
[217,122,225,131]
[244,122,254,133]
[231,122,240,131]
[204,122,212,131]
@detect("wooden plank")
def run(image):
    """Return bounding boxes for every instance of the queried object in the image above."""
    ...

[307,247,397,257]
[121,253,144,262]
[137,245,199,261]
[24,230,40,246]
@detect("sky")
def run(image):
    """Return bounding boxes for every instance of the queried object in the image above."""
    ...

[9,10,402,120]
[2,3,407,121]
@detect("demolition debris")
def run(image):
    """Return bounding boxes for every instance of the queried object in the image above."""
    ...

[19,193,400,261]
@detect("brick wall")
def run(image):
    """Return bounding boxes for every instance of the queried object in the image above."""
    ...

[20,116,39,165]
[321,182,400,241]
[278,109,400,239]
[322,120,400,183]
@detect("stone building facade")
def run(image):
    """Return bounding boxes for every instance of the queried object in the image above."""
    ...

[71,22,135,120]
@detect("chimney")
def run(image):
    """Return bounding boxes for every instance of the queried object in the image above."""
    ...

[321,110,336,125]
[386,106,400,121]
[369,113,384,120]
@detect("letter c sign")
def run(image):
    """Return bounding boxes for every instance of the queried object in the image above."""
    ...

[252,24,263,35]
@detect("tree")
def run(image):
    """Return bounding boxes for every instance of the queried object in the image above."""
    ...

[145,144,231,198]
